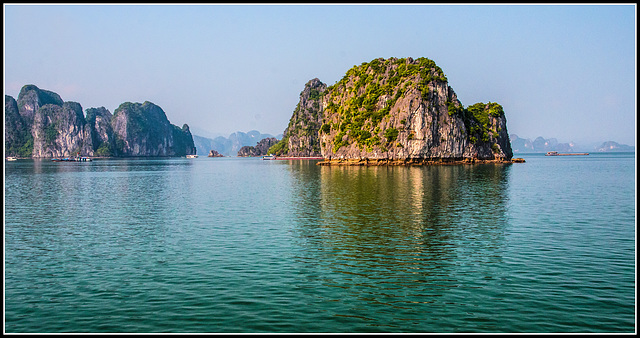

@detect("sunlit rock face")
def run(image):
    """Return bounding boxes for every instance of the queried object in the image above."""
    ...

[268,78,327,157]
[275,57,513,164]
[30,101,94,158]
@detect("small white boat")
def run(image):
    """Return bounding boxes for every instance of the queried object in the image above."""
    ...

[262,154,276,160]
[6,156,17,161]
[186,154,198,159]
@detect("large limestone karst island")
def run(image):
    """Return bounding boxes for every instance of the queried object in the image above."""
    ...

[5,84,196,158]
[270,57,514,165]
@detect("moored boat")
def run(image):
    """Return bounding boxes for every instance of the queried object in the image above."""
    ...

[273,156,324,160]
[262,154,276,160]
[52,156,92,162]
[186,154,198,158]
[6,156,17,161]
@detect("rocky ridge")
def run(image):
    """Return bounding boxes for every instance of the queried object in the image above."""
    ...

[237,137,279,157]
[267,78,327,157]
[4,85,195,158]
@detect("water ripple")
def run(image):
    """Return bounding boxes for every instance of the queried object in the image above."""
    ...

[4,155,636,333]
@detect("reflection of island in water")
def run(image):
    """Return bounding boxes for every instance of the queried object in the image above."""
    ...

[15,159,197,253]
[287,162,512,327]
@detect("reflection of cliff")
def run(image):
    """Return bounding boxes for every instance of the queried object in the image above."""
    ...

[315,165,508,256]
[288,162,511,318]
[314,164,511,246]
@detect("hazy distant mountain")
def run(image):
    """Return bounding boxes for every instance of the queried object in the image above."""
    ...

[510,135,634,153]
[193,130,281,156]
[511,135,578,153]
[188,126,225,140]
[510,135,535,153]
[596,141,635,152]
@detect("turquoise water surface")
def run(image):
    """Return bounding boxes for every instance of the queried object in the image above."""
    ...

[4,153,636,333]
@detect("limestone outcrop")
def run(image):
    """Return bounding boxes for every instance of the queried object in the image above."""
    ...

[208,149,224,157]
[4,84,195,158]
[267,78,326,157]
[237,137,279,157]
[30,101,94,158]
[111,101,195,157]
[272,57,513,165]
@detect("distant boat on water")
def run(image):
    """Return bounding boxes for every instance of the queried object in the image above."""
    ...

[6,156,17,161]
[273,156,324,160]
[51,157,92,162]
[52,153,92,162]
[186,154,198,159]
[545,151,589,156]
[262,154,323,160]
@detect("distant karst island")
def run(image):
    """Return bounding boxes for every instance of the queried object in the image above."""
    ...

[5,85,195,158]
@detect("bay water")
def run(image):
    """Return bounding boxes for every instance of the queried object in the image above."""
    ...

[4,153,636,333]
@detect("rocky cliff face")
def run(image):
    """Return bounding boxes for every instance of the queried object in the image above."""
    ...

[4,84,195,158]
[86,107,116,157]
[237,137,279,157]
[16,84,64,126]
[273,57,512,164]
[5,95,32,157]
[320,57,512,163]
[31,101,94,158]
[268,78,327,157]
[111,101,195,157]
[6,85,94,158]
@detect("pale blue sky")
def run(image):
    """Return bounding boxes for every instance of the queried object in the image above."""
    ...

[3,4,636,145]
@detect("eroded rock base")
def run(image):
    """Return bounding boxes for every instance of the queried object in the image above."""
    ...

[317,157,524,166]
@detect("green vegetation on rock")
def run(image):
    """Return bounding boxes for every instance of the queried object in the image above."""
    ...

[269,78,326,156]
[463,102,505,145]
[95,142,113,157]
[5,134,33,157]
[267,136,289,155]
[44,122,58,145]
[324,57,448,152]
[384,127,399,143]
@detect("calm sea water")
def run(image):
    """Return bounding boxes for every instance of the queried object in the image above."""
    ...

[4,153,636,333]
